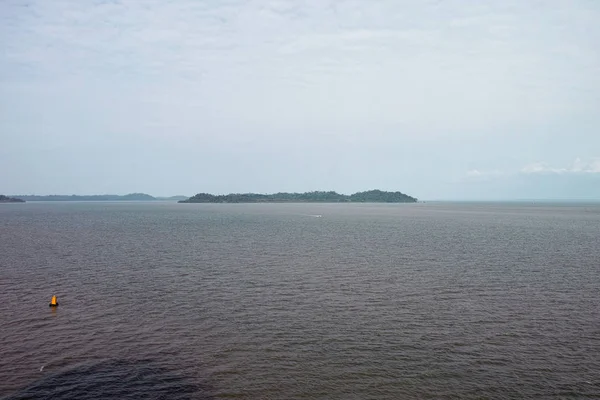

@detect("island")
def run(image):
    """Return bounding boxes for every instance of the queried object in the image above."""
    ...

[10,193,157,201]
[7,193,191,202]
[0,195,25,203]
[179,190,417,203]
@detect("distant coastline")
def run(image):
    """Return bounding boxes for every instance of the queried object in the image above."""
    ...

[179,190,418,203]
[9,193,188,201]
[5,191,418,203]
[0,195,25,203]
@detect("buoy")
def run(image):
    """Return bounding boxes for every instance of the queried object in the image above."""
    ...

[49,295,58,307]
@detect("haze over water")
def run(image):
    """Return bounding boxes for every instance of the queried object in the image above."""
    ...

[1,202,599,399]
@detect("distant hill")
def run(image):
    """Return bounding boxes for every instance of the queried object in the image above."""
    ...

[11,193,156,201]
[0,195,25,203]
[179,190,417,203]
[155,195,189,201]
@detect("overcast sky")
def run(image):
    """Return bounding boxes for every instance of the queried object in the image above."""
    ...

[1,0,599,199]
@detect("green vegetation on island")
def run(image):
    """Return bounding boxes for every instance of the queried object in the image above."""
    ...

[179,190,417,203]
[0,195,25,203]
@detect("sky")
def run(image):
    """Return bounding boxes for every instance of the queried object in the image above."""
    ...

[1,0,599,200]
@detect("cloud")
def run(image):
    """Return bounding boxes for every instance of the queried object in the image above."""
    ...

[466,157,600,182]
[2,0,599,133]
[466,169,484,177]
[521,158,600,174]
[466,169,505,178]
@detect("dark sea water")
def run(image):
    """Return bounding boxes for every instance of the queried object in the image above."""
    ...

[1,201,599,399]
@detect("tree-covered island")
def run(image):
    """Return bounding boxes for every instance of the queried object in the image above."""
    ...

[0,195,26,203]
[179,190,417,203]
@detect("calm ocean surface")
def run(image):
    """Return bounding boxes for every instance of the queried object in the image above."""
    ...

[1,201,599,399]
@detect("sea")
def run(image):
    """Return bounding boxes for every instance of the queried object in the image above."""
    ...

[1,201,599,399]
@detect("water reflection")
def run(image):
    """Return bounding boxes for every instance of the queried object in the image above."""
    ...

[4,359,213,400]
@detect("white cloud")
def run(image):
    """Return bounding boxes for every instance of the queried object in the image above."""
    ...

[466,169,483,177]
[521,158,600,174]
[466,169,504,177]
[2,0,599,133]
[521,162,555,174]
[467,158,600,180]
[464,169,506,183]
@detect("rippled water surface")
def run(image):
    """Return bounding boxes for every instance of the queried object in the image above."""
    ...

[1,202,599,399]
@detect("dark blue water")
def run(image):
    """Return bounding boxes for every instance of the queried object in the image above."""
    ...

[1,202,599,399]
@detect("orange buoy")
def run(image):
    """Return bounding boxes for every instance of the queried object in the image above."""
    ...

[49,295,58,307]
